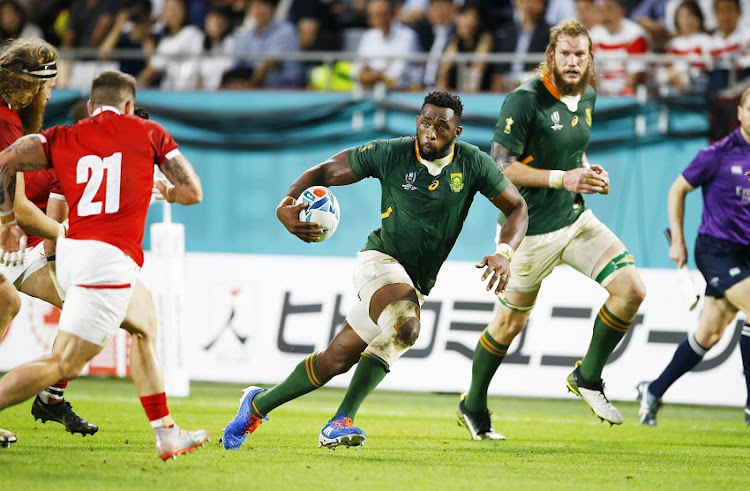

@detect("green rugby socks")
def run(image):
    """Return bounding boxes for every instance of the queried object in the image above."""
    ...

[253,352,326,417]
[579,304,631,382]
[332,354,389,420]
[464,329,509,412]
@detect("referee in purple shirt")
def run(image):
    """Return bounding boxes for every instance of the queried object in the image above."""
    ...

[636,86,750,427]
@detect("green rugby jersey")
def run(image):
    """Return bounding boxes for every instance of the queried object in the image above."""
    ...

[492,75,596,235]
[347,136,509,295]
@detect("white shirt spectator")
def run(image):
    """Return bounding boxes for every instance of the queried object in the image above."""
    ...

[590,18,649,95]
[663,0,717,33]
[353,21,422,88]
[545,0,577,26]
[150,24,205,90]
[659,31,713,88]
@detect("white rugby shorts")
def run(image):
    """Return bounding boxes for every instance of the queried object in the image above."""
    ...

[56,237,139,347]
[346,250,423,344]
[499,209,620,293]
[0,241,48,289]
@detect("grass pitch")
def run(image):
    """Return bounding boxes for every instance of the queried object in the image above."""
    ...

[0,377,748,490]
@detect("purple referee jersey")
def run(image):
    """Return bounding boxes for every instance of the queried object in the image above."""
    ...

[682,128,750,245]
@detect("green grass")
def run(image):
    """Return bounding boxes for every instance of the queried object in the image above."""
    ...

[1,377,748,490]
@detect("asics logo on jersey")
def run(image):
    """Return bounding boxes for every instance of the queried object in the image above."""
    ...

[571,115,579,127]
[551,111,563,131]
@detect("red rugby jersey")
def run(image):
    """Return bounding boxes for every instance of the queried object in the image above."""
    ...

[39,107,178,266]
[23,169,63,247]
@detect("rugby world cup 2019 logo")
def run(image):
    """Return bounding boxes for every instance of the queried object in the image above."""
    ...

[402,171,418,191]
[551,111,563,130]
[449,173,464,193]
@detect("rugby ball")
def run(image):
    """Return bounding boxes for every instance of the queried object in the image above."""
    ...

[296,186,340,241]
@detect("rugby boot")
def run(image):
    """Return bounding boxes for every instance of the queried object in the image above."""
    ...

[155,425,209,461]
[0,427,17,448]
[635,381,662,426]
[566,361,623,425]
[222,386,267,450]
[31,396,98,436]
[318,412,366,449]
[456,393,505,440]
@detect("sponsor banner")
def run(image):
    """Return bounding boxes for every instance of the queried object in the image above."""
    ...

[1,253,744,407]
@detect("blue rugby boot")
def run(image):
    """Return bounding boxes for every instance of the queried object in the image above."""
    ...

[222,386,267,450]
[635,381,662,427]
[318,412,366,449]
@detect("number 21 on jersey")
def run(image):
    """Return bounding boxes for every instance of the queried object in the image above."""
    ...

[77,152,122,216]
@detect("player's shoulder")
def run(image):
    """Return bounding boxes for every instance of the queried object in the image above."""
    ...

[504,77,543,106]
[711,129,745,153]
[582,84,597,103]
[354,136,411,154]
[454,140,486,162]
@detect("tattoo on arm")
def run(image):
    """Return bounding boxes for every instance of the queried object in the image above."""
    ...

[161,154,194,186]
[490,142,520,171]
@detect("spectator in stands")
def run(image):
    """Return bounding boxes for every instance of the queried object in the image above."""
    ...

[659,0,712,93]
[545,0,577,26]
[413,0,457,88]
[137,0,204,89]
[289,0,341,52]
[590,0,649,95]
[631,0,716,52]
[222,0,303,88]
[352,0,422,89]
[435,2,494,92]
[99,0,157,78]
[330,0,367,29]
[708,0,750,91]
[491,0,550,92]
[197,4,236,90]
[0,0,43,41]
[62,0,122,49]
[397,0,429,26]
[575,0,602,30]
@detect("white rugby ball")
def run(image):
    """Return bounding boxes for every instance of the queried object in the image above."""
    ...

[296,186,340,241]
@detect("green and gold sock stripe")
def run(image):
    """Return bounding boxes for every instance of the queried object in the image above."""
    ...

[597,305,631,333]
[304,353,324,388]
[478,330,509,357]
[251,398,265,419]
[595,250,635,284]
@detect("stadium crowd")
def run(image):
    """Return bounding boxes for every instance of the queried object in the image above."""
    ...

[1,0,750,92]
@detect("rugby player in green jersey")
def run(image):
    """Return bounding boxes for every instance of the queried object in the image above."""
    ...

[457,19,647,439]
[222,91,528,450]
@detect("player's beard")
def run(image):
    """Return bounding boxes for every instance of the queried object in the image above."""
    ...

[17,90,47,135]
[552,62,590,97]
[418,139,453,161]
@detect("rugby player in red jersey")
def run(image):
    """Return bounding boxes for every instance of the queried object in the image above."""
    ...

[0,69,208,460]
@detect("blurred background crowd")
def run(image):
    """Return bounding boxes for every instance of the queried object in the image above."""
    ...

[1,0,749,95]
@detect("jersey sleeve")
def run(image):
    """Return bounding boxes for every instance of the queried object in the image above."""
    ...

[681,145,718,187]
[38,126,64,164]
[347,139,392,180]
[491,89,536,155]
[475,152,509,199]
[141,119,179,165]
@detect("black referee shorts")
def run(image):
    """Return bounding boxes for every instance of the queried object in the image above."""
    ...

[694,233,750,298]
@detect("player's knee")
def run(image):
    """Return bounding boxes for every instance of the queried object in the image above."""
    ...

[623,275,647,307]
[0,283,21,321]
[489,311,526,340]
[396,317,420,347]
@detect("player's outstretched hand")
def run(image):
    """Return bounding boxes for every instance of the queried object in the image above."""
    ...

[0,224,27,267]
[276,201,324,243]
[476,253,511,295]
[563,167,608,194]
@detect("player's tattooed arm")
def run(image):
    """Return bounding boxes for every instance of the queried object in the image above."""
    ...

[0,135,48,213]
[158,153,203,205]
[490,141,521,171]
